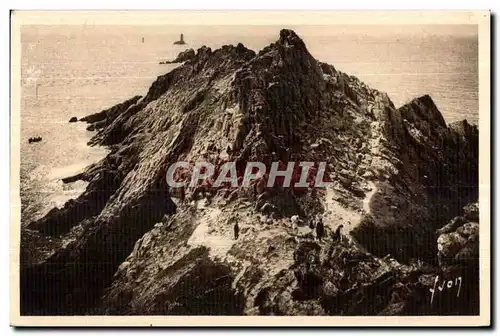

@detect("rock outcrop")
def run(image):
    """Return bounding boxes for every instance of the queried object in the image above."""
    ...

[160,48,196,64]
[351,94,479,263]
[382,202,480,316]
[436,202,479,315]
[69,117,78,123]
[20,30,480,316]
[81,95,142,132]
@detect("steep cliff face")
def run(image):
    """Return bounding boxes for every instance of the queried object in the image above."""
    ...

[21,30,479,316]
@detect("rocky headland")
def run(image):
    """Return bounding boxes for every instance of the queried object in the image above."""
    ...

[20,30,479,316]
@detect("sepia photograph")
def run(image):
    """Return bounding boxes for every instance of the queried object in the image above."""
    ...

[10,10,490,326]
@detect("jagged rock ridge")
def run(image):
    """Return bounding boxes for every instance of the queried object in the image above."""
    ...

[20,29,479,316]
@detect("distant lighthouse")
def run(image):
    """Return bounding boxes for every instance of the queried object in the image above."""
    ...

[173,34,186,45]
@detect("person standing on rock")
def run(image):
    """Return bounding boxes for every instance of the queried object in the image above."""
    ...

[291,215,302,235]
[233,218,240,240]
[233,214,240,240]
[315,216,325,241]
[332,224,344,243]
[308,218,316,230]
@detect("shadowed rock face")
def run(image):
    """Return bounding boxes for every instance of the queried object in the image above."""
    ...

[20,29,479,316]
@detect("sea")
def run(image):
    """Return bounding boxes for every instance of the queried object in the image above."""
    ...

[19,25,479,224]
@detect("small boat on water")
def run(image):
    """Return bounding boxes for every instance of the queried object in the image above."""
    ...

[28,136,42,144]
[173,34,186,45]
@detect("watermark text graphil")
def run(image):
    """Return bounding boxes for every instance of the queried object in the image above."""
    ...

[166,160,333,190]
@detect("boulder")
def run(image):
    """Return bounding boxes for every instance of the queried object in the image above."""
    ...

[463,202,479,222]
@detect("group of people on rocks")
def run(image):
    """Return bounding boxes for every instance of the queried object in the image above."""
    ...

[292,214,344,242]
[232,213,344,243]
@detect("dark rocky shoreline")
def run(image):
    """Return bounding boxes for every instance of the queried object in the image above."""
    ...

[20,30,479,316]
